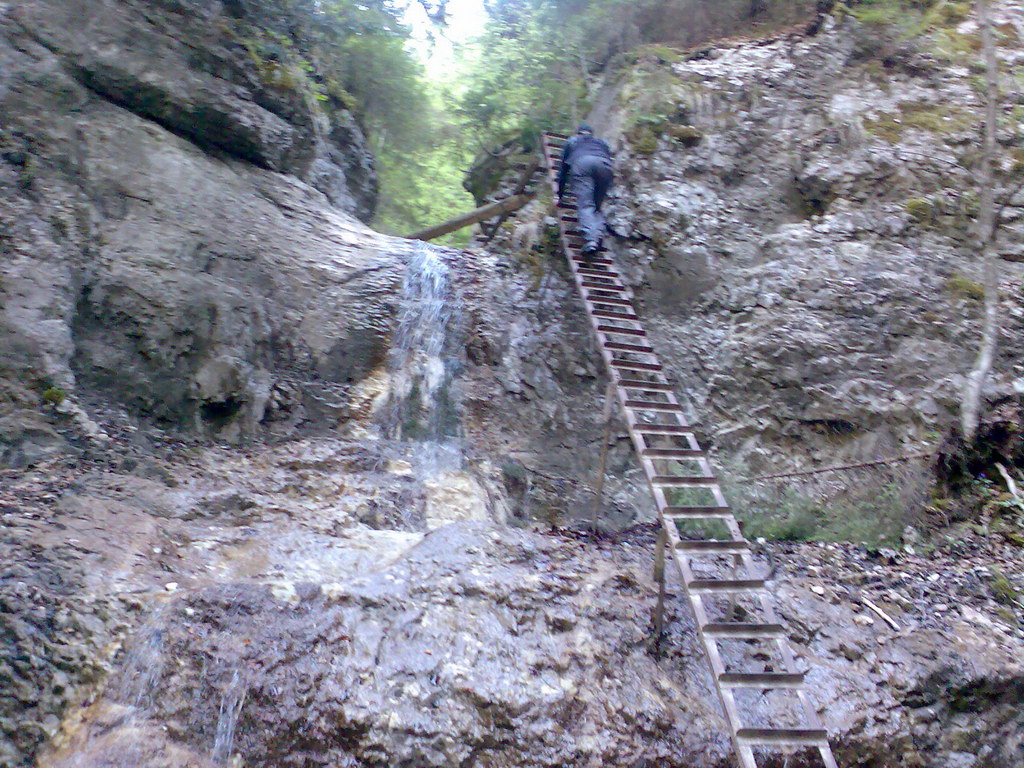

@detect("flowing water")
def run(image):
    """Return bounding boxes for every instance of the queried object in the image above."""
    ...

[384,241,464,478]
[44,242,473,767]
[108,617,165,711]
[212,670,247,765]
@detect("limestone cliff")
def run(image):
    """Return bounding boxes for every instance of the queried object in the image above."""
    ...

[0,0,384,453]
[2,2,1023,768]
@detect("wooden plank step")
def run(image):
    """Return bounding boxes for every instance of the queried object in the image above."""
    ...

[688,579,765,594]
[719,672,805,689]
[586,295,634,307]
[605,341,655,353]
[652,475,714,486]
[634,423,689,433]
[624,399,682,412]
[598,325,643,335]
[593,309,639,321]
[676,539,748,553]
[735,728,828,747]
[577,267,619,278]
[663,506,732,519]
[617,377,670,389]
[702,622,785,639]
[643,447,704,457]
[582,280,625,291]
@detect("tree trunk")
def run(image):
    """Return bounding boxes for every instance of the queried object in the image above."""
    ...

[960,0,1002,441]
[405,193,534,241]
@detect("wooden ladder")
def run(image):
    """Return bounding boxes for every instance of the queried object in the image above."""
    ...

[540,131,839,768]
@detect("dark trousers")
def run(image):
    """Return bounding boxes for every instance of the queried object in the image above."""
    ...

[569,155,613,248]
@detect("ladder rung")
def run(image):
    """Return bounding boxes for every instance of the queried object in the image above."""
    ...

[593,310,639,321]
[598,325,645,336]
[688,579,765,594]
[663,506,732,519]
[605,341,654,353]
[582,281,625,291]
[624,399,681,412]
[636,425,688,435]
[703,622,785,639]
[652,475,714,485]
[676,539,748,553]
[735,728,828,746]
[618,377,670,389]
[577,267,618,276]
[610,360,662,373]
[719,672,805,689]
[586,295,632,307]
[643,448,703,457]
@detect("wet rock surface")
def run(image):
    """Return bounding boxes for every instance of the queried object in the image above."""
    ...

[1,422,1020,767]
[0,0,391,442]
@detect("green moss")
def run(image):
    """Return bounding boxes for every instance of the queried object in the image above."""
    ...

[930,27,983,60]
[42,387,66,406]
[865,100,974,143]
[904,197,936,225]
[628,44,685,65]
[946,273,985,301]
[630,125,659,155]
[666,124,703,147]
[731,482,906,549]
[990,568,1020,606]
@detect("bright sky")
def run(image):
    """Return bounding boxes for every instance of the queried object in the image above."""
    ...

[404,0,488,79]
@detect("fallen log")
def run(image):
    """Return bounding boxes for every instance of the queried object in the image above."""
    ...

[405,192,535,242]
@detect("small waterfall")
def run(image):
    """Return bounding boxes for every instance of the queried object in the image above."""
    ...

[110,621,165,710]
[212,669,247,765]
[385,241,463,477]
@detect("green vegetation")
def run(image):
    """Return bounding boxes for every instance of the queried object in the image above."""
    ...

[42,387,66,406]
[728,481,910,549]
[990,568,1021,606]
[218,0,474,240]
[904,196,937,225]
[864,100,974,143]
[946,272,985,301]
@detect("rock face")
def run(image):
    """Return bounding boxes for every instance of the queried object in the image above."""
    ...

[588,10,1024,477]
[3,3,1024,768]
[5,438,1022,768]
[0,0,386,444]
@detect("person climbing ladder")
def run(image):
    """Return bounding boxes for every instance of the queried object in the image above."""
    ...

[557,124,614,258]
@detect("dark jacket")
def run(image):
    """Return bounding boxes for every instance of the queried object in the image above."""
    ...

[557,134,612,198]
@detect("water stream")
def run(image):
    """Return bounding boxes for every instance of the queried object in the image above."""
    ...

[384,241,464,479]
[211,670,247,765]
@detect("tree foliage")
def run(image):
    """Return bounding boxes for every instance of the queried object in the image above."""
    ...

[221,0,473,238]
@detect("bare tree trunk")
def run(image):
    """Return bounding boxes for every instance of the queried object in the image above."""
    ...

[405,192,534,241]
[960,0,1001,441]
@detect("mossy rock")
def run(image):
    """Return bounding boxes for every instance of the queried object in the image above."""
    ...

[864,100,974,143]
[946,272,984,301]
[667,124,703,147]
[630,126,659,155]
[904,197,936,225]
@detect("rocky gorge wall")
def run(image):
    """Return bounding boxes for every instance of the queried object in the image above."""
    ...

[584,6,1024,482]
[1,1,1023,767]
[0,0,384,455]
